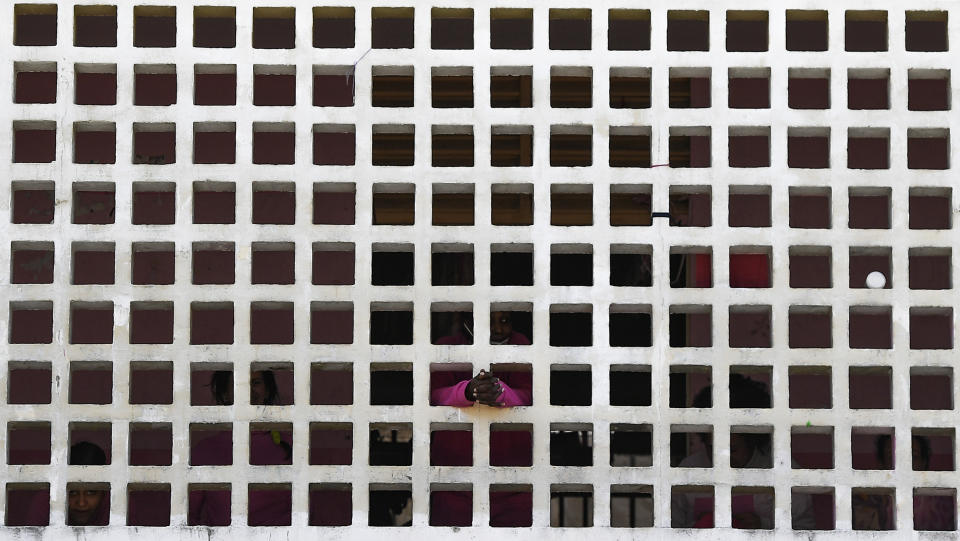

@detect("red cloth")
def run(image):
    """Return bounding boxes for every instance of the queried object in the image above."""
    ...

[729,254,770,287]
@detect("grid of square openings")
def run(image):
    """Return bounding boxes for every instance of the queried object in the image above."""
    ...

[5,2,959,534]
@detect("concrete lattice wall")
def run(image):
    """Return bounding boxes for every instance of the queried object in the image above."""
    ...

[1,0,959,538]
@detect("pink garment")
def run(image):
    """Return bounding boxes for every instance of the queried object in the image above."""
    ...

[430,491,532,527]
[189,430,293,526]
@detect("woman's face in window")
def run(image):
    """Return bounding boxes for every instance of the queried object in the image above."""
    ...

[68,489,103,525]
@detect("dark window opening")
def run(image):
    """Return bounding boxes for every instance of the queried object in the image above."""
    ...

[490,9,532,50]
[908,131,950,170]
[314,185,355,225]
[313,7,354,48]
[551,490,594,527]
[368,488,412,527]
[611,426,652,467]
[311,364,353,405]
[193,125,236,164]
[192,243,234,285]
[792,431,834,470]
[491,132,533,167]
[491,251,533,286]
[254,71,296,106]
[729,307,771,348]
[127,485,171,527]
[789,368,832,409]
[194,69,236,105]
[430,489,472,527]
[551,252,592,286]
[850,368,892,410]
[74,7,117,47]
[610,252,652,287]
[431,428,471,466]
[786,10,827,51]
[132,243,175,285]
[551,190,593,225]
[729,192,771,227]
[729,75,769,108]
[911,370,952,410]
[669,311,712,347]
[609,134,651,168]
[129,363,173,405]
[370,309,413,345]
[667,11,709,51]
[848,72,888,110]
[129,302,174,344]
[72,187,115,224]
[728,132,770,168]
[12,184,55,223]
[551,368,591,406]
[727,11,768,52]
[369,425,412,466]
[845,11,887,52]
[372,251,413,286]
[251,244,295,284]
[313,125,357,164]
[550,133,592,167]
[909,191,951,230]
[193,183,235,224]
[849,308,892,349]
[610,369,652,406]
[910,309,953,350]
[372,8,414,49]
[253,184,295,225]
[670,252,712,287]
[129,424,172,466]
[7,422,51,465]
[847,133,889,169]
[249,302,295,345]
[909,251,951,290]
[549,312,592,347]
[551,430,593,466]
[432,251,474,286]
[609,311,652,347]
[309,424,352,465]
[490,74,532,107]
[312,245,355,285]
[11,243,54,284]
[610,74,650,109]
[252,124,295,165]
[372,131,415,166]
[609,10,650,51]
[310,304,353,345]
[669,76,710,108]
[551,73,592,108]
[194,7,235,48]
[491,190,533,224]
[9,303,53,344]
[134,7,175,48]
[7,362,52,405]
[13,123,56,163]
[69,302,114,344]
[432,133,474,167]
[671,432,712,467]
[789,191,831,227]
[668,135,711,168]
[253,8,295,49]
[431,311,473,345]
[549,9,591,50]
[74,125,116,164]
[133,125,175,165]
[432,74,472,108]
[789,308,832,348]
[5,484,50,526]
[908,73,950,111]
[431,9,473,50]
[189,303,234,345]
[15,66,56,104]
[14,4,57,46]
[669,369,711,408]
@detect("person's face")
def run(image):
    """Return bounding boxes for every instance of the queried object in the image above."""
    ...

[490,312,513,342]
[68,489,103,525]
[250,371,267,405]
[730,433,753,468]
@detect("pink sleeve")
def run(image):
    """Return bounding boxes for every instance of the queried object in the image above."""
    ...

[497,381,530,407]
[431,380,475,407]
[431,379,530,407]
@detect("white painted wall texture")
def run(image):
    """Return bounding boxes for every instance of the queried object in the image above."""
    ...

[1,0,959,538]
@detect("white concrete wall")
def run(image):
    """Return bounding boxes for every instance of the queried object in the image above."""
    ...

[1,0,958,538]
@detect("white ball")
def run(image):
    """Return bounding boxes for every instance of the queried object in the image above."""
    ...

[866,271,886,289]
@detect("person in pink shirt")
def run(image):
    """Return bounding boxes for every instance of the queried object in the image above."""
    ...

[189,370,293,526]
[431,314,533,526]
[435,311,532,347]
